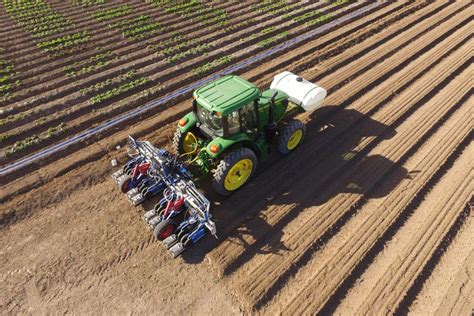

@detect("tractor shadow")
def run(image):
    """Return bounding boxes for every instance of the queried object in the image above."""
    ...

[181,106,412,266]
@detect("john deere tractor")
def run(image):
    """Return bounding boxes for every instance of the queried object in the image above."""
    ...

[173,71,326,195]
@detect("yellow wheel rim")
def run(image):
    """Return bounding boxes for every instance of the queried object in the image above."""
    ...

[183,132,197,153]
[224,159,253,191]
[287,129,303,150]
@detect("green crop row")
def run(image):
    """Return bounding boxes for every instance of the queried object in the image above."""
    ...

[108,15,150,30]
[63,52,117,77]
[71,0,106,7]
[333,0,351,6]
[163,43,211,63]
[37,31,89,48]
[257,31,289,47]
[4,0,72,39]
[164,0,199,14]
[122,21,163,38]
[223,19,256,33]
[93,5,130,21]
[147,33,184,51]
[80,71,137,96]
[0,80,20,92]
[3,122,67,157]
[0,112,28,127]
[90,77,149,105]
[160,0,227,26]
[37,31,91,52]
[0,60,20,97]
[106,13,166,40]
[19,12,62,27]
[306,13,332,26]
[193,56,234,75]
[252,0,291,16]
[158,40,194,57]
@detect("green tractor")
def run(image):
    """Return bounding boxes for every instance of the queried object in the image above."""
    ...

[173,71,327,195]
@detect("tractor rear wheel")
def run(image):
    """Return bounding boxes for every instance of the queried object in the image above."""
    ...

[212,148,257,196]
[173,128,198,155]
[277,119,306,155]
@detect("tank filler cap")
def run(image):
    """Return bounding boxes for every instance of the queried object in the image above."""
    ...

[296,76,303,82]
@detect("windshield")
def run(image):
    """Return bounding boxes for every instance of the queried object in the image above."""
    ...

[196,104,223,134]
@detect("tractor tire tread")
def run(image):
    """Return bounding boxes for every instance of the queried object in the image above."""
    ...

[277,119,306,155]
[212,147,257,196]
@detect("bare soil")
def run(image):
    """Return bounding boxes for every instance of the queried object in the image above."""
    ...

[1,1,472,314]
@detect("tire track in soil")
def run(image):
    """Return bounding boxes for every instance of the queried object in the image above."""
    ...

[405,204,474,315]
[275,81,473,314]
[229,45,472,312]
[315,105,473,315]
[434,249,474,315]
[208,4,471,273]
[354,145,473,314]
[206,20,472,312]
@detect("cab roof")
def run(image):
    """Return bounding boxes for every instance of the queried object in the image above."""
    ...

[193,75,260,115]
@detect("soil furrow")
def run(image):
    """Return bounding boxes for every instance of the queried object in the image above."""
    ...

[434,249,474,316]
[249,0,444,85]
[1,4,472,313]
[212,33,474,310]
[340,142,473,314]
[365,178,473,313]
[208,9,472,272]
[282,81,472,315]
[405,208,474,315]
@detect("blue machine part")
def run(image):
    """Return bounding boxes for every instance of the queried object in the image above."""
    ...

[114,136,217,257]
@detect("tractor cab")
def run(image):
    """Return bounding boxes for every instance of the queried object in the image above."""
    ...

[192,75,261,138]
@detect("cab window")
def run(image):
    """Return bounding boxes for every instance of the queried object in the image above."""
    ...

[227,110,240,134]
[240,102,258,134]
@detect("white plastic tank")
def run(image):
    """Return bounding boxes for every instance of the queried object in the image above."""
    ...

[270,71,327,112]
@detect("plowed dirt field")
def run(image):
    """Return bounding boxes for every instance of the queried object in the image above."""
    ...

[1,1,472,314]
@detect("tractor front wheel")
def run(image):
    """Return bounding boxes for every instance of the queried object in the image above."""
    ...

[212,148,257,196]
[277,119,306,155]
[173,128,198,155]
